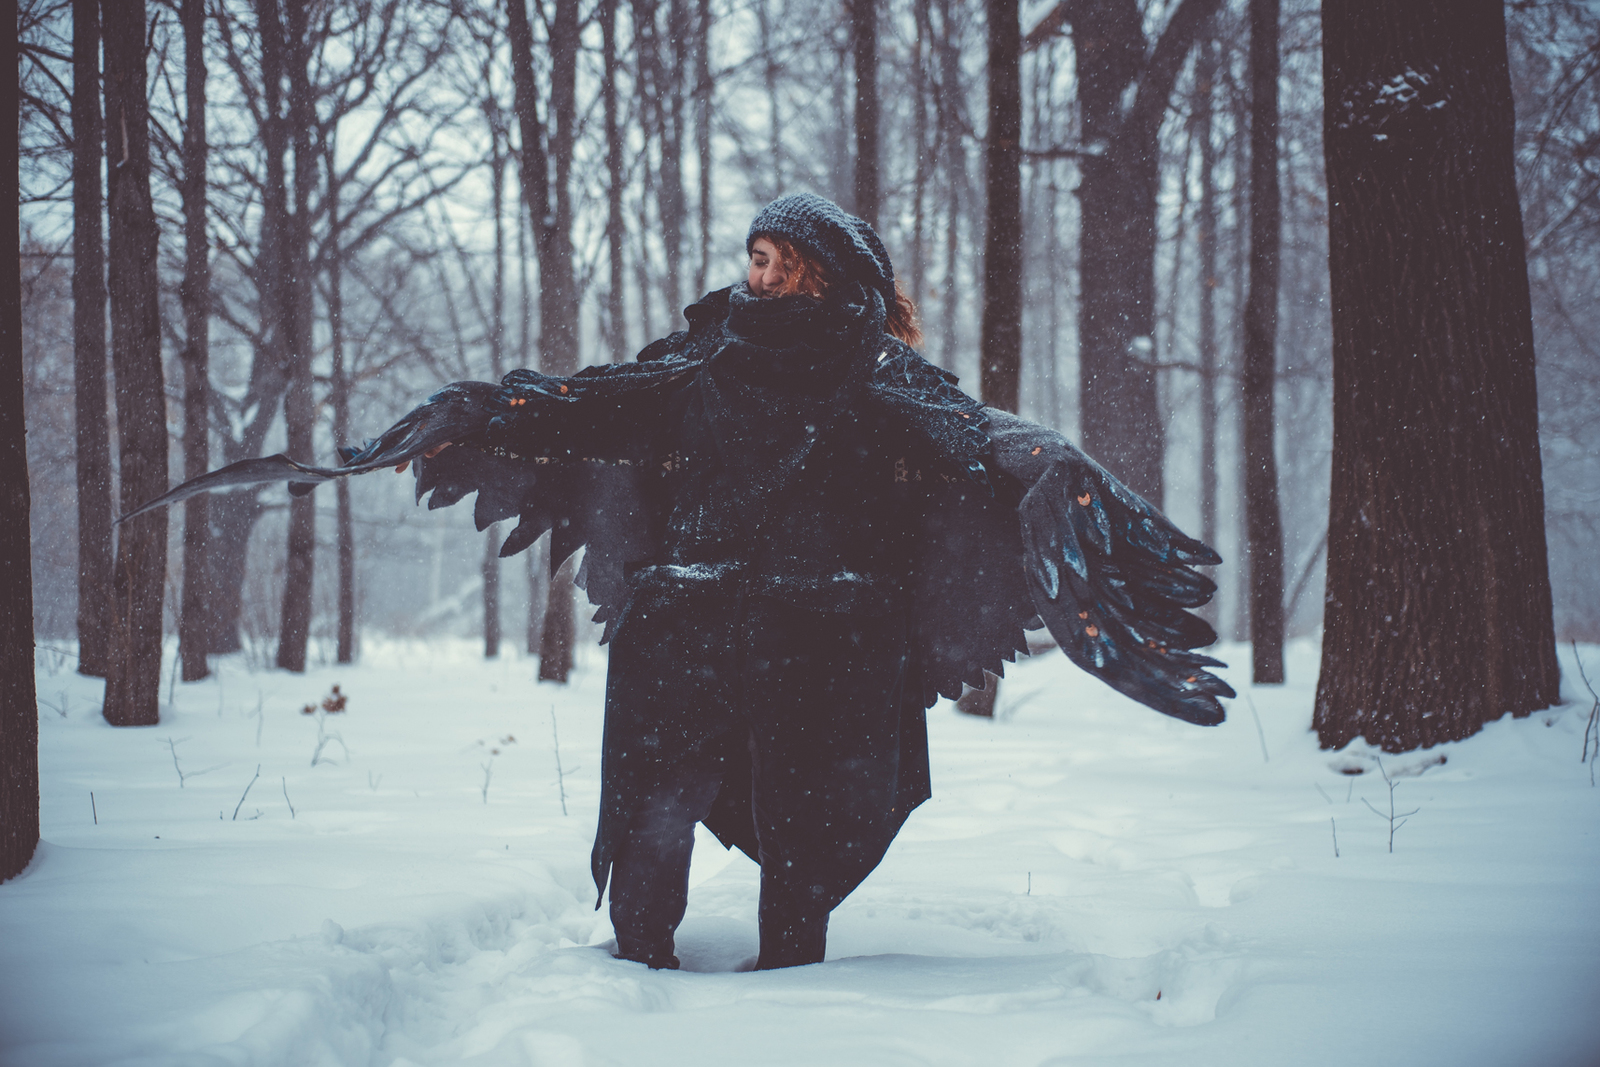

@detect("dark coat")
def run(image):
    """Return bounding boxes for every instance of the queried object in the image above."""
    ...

[123,282,1235,904]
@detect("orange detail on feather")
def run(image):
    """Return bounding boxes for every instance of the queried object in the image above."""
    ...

[1085,625,1099,638]
[1077,492,1091,506]
[1077,611,1088,620]
[1031,446,1042,455]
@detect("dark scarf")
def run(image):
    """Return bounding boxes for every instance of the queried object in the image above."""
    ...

[695,283,889,530]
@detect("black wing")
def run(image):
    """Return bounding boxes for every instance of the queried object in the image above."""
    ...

[986,409,1235,725]
[118,381,501,524]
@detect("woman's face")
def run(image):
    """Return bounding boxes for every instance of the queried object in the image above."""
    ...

[747,237,789,298]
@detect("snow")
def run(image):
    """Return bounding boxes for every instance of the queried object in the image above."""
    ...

[5,637,1599,1067]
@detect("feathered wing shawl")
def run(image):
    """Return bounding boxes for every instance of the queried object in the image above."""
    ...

[124,348,1232,726]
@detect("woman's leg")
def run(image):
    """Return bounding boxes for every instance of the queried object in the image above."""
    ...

[609,767,723,969]
[743,605,912,968]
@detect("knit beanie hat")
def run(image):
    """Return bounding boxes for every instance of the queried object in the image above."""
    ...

[746,193,896,308]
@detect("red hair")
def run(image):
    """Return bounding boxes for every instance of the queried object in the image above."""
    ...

[752,235,924,347]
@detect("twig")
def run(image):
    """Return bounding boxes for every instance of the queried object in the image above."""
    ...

[1315,782,1333,805]
[90,791,97,825]
[368,771,383,792]
[253,692,264,748]
[1330,817,1339,857]
[281,777,296,819]
[1573,641,1599,787]
[1246,694,1269,762]
[480,759,494,804]
[1361,757,1420,853]
[165,737,189,788]
[551,704,568,816]
[232,764,261,820]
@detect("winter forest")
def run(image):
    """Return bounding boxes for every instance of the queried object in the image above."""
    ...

[4,0,1600,1063]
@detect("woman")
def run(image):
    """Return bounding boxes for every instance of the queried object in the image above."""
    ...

[127,194,1232,971]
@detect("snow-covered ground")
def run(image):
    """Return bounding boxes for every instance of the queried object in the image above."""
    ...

[4,635,1598,1067]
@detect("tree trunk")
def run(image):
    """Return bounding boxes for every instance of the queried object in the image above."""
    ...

[1064,0,1221,504]
[483,524,502,658]
[1243,0,1284,683]
[102,0,168,726]
[852,0,880,227]
[508,0,581,681]
[1,0,40,882]
[1074,0,1160,501]
[980,0,1021,414]
[1194,35,1219,554]
[178,0,213,682]
[660,0,688,316]
[1314,0,1560,752]
[72,0,113,679]
[327,152,354,664]
[603,0,628,361]
[539,552,578,683]
[484,93,507,659]
[694,0,713,296]
[276,0,317,673]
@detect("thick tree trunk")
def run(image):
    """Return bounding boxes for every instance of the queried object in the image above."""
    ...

[1243,0,1284,684]
[852,0,880,227]
[1314,0,1560,751]
[483,524,502,658]
[72,0,113,679]
[1066,0,1221,504]
[276,0,317,673]
[179,0,213,682]
[1074,0,1161,502]
[102,0,168,726]
[1,0,40,882]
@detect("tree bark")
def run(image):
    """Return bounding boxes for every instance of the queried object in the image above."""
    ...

[1314,0,1560,751]
[1194,35,1219,554]
[179,0,213,682]
[1057,0,1221,503]
[956,0,1021,720]
[508,0,581,681]
[327,143,354,664]
[276,0,317,673]
[980,0,1021,415]
[603,0,628,361]
[2,0,40,882]
[72,0,113,679]
[102,0,168,726]
[694,0,713,296]
[1243,0,1284,683]
[852,0,880,227]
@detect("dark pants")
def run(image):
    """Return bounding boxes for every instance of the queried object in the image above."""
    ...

[599,584,910,969]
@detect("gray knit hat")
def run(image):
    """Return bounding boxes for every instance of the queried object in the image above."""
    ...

[746,193,895,306]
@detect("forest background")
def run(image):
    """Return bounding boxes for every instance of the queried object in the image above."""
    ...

[15,0,1600,680]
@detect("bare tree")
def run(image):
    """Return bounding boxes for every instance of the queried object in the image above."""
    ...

[72,0,112,678]
[178,0,214,681]
[1028,0,1222,503]
[1314,0,1560,751]
[102,0,168,725]
[2,0,41,883]
[852,0,880,226]
[507,0,582,682]
[1242,0,1283,683]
